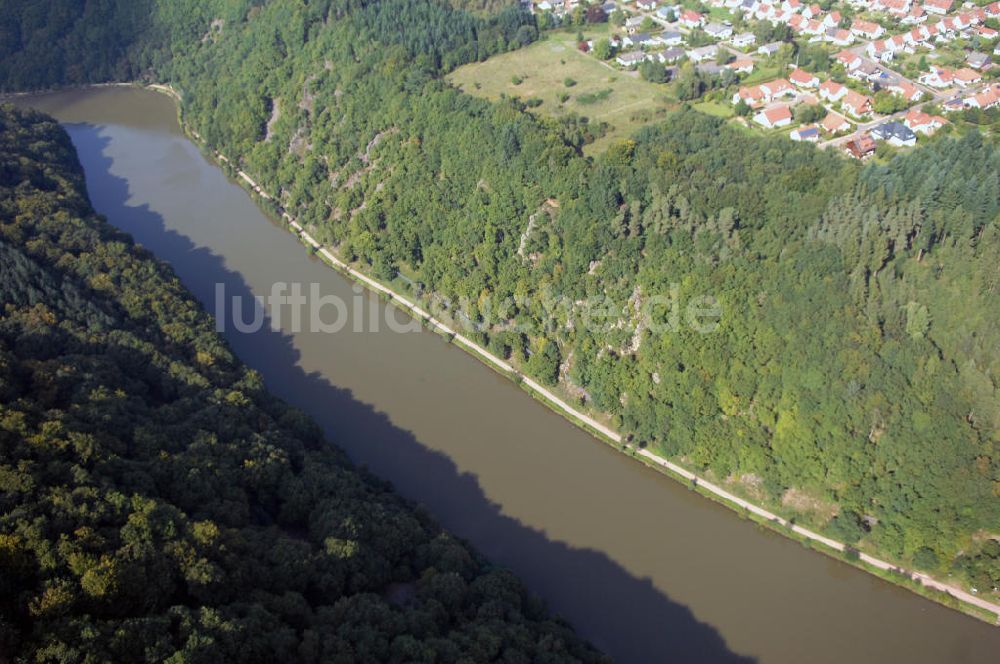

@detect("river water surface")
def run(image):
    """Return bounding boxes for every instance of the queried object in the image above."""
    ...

[12,87,1000,663]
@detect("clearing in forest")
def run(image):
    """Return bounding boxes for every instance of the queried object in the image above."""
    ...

[448,29,672,154]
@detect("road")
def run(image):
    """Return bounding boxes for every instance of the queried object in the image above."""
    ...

[149,81,1000,627]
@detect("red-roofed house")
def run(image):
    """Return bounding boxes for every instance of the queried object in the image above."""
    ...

[852,19,885,40]
[733,85,767,106]
[887,81,923,102]
[822,111,852,134]
[819,79,848,102]
[919,67,954,88]
[903,109,946,134]
[680,10,705,27]
[842,90,873,117]
[761,78,796,99]
[836,50,862,70]
[827,28,854,46]
[923,0,953,14]
[966,88,1000,109]
[789,68,820,87]
[754,104,793,128]
[977,26,998,40]
[955,67,983,87]
[845,133,877,159]
[728,59,755,74]
[903,6,927,24]
[867,40,893,62]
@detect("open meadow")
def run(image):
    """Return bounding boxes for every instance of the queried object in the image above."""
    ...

[448,28,674,154]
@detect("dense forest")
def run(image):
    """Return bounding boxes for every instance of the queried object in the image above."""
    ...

[0,104,607,661]
[0,0,997,595]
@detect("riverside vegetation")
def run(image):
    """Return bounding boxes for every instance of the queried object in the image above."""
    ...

[1,0,998,608]
[0,103,608,661]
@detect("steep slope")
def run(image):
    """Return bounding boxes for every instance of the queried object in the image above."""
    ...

[0,104,606,662]
[0,0,997,594]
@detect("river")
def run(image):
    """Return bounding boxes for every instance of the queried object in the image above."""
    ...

[12,87,1000,663]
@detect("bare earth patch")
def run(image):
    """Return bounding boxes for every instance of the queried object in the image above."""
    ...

[782,488,839,523]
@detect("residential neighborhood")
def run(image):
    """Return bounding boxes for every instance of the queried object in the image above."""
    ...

[525,0,999,157]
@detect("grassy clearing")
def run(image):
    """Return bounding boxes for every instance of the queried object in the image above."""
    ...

[448,29,674,154]
[693,100,735,118]
[742,64,782,85]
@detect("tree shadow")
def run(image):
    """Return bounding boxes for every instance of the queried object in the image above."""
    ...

[64,121,757,664]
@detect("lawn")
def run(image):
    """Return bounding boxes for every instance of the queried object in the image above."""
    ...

[742,64,782,85]
[693,100,735,118]
[447,29,674,154]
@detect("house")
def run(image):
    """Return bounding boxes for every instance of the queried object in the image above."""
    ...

[637,0,658,9]
[977,26,999,41]
[942,96,966,112]
[657,47,687,62]
[731,32,756,48]
[760,78,795,99]
[728,58,755,73]
[658,31,685,46]
[845,133,877,158]
[867,40,894,63]
[705,22,733,39]
[923,0,953,14]
[903,109,946,134]
[790,125,821,141]
[734,85,767,105]
[871,121,917,146]
[902,6,927,23]
[754,104,793,127]
[848,61,880,82]
[967,52,992,70]
[954,67,983,87]
[842,90,873,117]
[679,9,705,27]
[887,80,923,102]
[819,79,848,102]
[758,41,784,56]
[826,28,854,46]
[625,17,646,33]
[789,68,820,87]
[965,87,1000,109]
[822,111,852,133]
[623,32,653,47]
[835,49,862,71]
[687,44,719,62]
[919,67,954,88]
[616,52,648,67]
[851,19,885,39]
[601,1,617,12]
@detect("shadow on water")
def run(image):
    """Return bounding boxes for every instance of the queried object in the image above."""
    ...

[65,122,757,664]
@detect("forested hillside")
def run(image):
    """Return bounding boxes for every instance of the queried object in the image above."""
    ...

[0,104,607,661]
[0,0,997,594]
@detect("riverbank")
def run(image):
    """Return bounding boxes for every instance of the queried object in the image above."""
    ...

[131,81,1000,626]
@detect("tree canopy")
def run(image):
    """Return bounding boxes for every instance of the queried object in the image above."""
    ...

[0,103,606,663]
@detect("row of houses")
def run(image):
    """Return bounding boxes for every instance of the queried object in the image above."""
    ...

[866,5,999,61]
[918,65,983,88]
[734,68,877,118]
[956,82,1000,110]
[834,50,925,101]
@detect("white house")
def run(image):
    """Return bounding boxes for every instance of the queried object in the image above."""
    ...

[754,104,793,127]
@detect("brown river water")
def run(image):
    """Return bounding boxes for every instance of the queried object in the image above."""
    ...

[12,87,1000,663]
